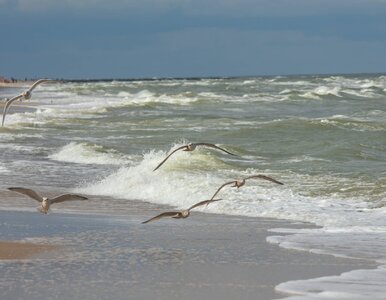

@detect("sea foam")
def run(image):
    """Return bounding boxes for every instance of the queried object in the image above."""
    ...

[76,145,234,208]
[276,266,386,300]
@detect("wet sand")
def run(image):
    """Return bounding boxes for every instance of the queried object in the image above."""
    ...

[0,207,376,300]
[0,241,57,259]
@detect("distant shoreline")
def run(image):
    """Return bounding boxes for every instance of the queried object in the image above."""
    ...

[1,72,385,86]
[0,81,34,88]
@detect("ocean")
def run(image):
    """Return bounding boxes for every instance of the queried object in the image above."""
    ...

[0,74,385,298]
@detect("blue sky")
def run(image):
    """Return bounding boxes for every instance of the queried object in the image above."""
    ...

[1,0,386,79]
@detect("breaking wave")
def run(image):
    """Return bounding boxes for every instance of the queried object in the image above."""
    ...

[49,142,130,165]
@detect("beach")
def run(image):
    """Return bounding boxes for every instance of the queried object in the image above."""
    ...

[0,207,376,300]
[0,241,57,260]
[0,75,385,299]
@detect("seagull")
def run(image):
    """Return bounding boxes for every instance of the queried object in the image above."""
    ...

[153,142,236,171]
[210,175,284,200]
[8,187,88,214]
[142,198,221,224]
[2,79,52,126]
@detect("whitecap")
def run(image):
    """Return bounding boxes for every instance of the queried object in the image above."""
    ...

[0,163,9,173]
[48,142,131,165]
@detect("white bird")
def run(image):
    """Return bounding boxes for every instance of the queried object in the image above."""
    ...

[210,175,284,200]
[153,142,236,171]
[142,198,221,224]
[2,79,52,126]
[8,187,88,214]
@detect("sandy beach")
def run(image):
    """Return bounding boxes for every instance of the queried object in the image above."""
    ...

[0,241,57,260]
[0,206,376,300]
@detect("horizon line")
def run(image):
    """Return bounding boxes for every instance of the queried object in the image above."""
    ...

[2,71,385,83]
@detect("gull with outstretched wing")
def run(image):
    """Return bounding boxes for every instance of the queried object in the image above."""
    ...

[142,198,221,224]
[2,79,52,126]
[153,142,236,171]
[8,187,88,214]
[210,175,284,200]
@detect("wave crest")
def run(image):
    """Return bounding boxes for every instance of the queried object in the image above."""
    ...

[49,142,130,165]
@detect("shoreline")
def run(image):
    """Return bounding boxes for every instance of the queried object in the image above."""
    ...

[0,209,377,300]
[0,81,33,88]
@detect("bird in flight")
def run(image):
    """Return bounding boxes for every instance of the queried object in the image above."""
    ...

[2,79,52,126]
[142,198,221,224]
[8,187,88,214]
[153,142,236,171]
[210,175,284,200]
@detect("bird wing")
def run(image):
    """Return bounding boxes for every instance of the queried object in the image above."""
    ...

[153,145,187,171]
[188,198,222,211]
[8,187,44,202]
[210,181,236,200]
[27,79,52,92]
[2,94,23,126]
[142,211,180,224]
[244,175,284,185]
[50,194,88,204]
[195,143,236,156]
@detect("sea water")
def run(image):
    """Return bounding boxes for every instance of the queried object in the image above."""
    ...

[0,74,385,298]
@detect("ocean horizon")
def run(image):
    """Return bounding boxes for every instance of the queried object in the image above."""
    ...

[3,71,386,83]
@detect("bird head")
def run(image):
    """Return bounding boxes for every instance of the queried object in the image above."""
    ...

[184,143,195,151]
[232,181,239,187]
[22,91,31,100]
[181,210,190,218]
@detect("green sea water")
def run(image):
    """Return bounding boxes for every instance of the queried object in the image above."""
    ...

[1,74,384,208]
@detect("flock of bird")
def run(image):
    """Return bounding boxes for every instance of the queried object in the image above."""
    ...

[2,79,284,224]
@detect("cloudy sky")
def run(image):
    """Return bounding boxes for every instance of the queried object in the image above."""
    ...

[1,0,386,79]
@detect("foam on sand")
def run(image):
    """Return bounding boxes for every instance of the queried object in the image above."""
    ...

[276,266,386,300]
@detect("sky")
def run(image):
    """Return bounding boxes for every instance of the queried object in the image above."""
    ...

[1,0,386,79]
